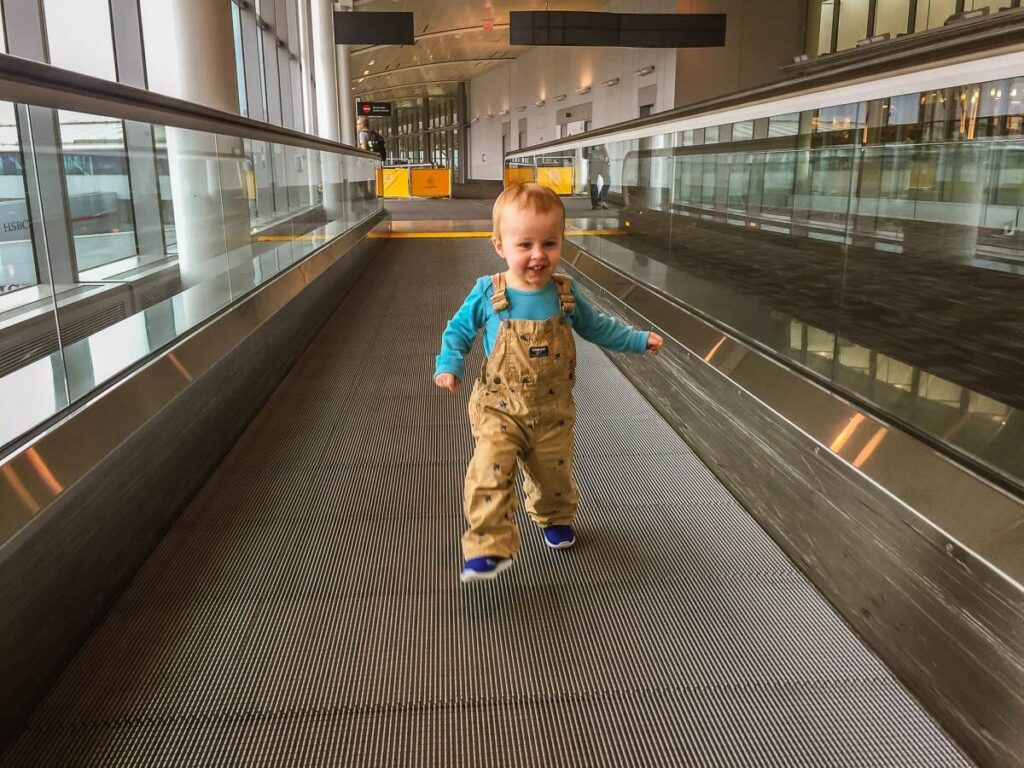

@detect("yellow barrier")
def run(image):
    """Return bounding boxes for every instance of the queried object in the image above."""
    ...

[381,168,411,198]
[410,168,452,198]
[503,166,536,188]
[537,166,574,195]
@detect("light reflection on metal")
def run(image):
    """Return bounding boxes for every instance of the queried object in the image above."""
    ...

[704,336,726,363]
[167,353,194,383]
[830,413,865,453]
[853,428,888,468]
[26,448,62,495]
[2,464,39,513]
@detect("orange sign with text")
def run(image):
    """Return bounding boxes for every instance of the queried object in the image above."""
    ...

[410,168,452,198]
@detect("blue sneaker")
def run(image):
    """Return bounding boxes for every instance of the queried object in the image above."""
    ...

[460,556,512,583]
[543,525,576,549]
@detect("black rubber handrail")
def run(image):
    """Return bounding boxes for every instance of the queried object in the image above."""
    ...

[0,52,376,158]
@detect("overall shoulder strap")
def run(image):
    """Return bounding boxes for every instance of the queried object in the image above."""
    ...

[551,274,576,315]
[489,273,510,319]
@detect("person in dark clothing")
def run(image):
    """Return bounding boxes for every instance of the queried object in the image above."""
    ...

[585,143,610,209]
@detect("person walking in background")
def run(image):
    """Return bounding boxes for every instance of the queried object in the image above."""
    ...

[585,143,611,209]
[357,116,371,152]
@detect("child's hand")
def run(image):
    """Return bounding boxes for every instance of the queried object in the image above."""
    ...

[646,332,664,355]
[435,372,459,392]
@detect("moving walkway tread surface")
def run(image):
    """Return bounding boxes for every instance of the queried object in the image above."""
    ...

[2,235,972,766]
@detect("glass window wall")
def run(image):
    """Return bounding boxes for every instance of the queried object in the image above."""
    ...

[808,0,1016,56]
[874,0,912,37]
[837,0,871,49]
[42,0,116,80]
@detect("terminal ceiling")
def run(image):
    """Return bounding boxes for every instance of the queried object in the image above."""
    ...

[348,0,609,107]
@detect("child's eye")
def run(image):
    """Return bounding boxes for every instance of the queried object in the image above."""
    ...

[544,240,557,247]
[518,242,530,248]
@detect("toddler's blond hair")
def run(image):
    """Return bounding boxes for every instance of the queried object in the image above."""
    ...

[492,183,565,242]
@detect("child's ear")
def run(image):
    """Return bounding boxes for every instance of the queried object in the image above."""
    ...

[492,236,506,259]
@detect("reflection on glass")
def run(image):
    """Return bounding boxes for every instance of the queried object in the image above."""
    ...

[57,111,137,271]
[511,71,1024,487]
[0,101,34,294]
[153,126,176,251]
[0,102,380,450]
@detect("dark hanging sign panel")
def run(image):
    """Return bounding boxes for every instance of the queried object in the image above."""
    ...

[357,102,392,117]
[334,11,414,45]
[509,11,727,48]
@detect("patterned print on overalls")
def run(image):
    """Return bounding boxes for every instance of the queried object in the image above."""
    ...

[461,272,581,560]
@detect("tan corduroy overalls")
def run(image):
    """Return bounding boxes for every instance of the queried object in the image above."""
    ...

[462,272,580,560]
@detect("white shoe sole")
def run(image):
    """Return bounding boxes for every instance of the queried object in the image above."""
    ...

[460,558,513,583]
[544,537,576,550]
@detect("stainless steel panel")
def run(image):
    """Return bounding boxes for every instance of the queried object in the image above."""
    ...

[0,211,386,547]
[562,242,1024,768]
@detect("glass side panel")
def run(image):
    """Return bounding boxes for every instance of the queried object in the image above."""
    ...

[0,101,34,293]
[56,111,137,272]
[508,70,1024,491]
[0,102,380,452]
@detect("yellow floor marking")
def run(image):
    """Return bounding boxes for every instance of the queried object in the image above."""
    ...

[368,229,627,239]
[257,229,627,242]
[369,231,493,239]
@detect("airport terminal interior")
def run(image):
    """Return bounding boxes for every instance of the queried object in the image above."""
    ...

[0,0,1021,765]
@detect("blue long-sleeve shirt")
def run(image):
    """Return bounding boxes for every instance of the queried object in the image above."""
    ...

[435,275,649,380]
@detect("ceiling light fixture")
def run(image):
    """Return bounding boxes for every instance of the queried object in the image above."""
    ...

[363,70,370,76]
[499,109,510,116]
[634,66,655,77]
[533,99,545,107]
[516,106,527,112]
[553,94,567,102]
[484,113,495,119]
[368,60,375,66]
[602,77,620,87]
[575,86,591,95]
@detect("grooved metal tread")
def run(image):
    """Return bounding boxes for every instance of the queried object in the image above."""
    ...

[2,236,972,767]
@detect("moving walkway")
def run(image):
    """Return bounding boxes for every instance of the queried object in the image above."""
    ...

[0,43,1021,768]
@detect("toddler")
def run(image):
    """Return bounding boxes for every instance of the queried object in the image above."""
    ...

[434,183,663,583]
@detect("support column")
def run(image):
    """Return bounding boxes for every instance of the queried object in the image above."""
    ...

[335,1,356,147]
[311,0,345,219]
[457,81,469,184]
[110,0,165,261]
[143,0,251,307]
[311,0,340,142]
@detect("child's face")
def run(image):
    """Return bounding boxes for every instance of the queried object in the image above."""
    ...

[493,205,563,290]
